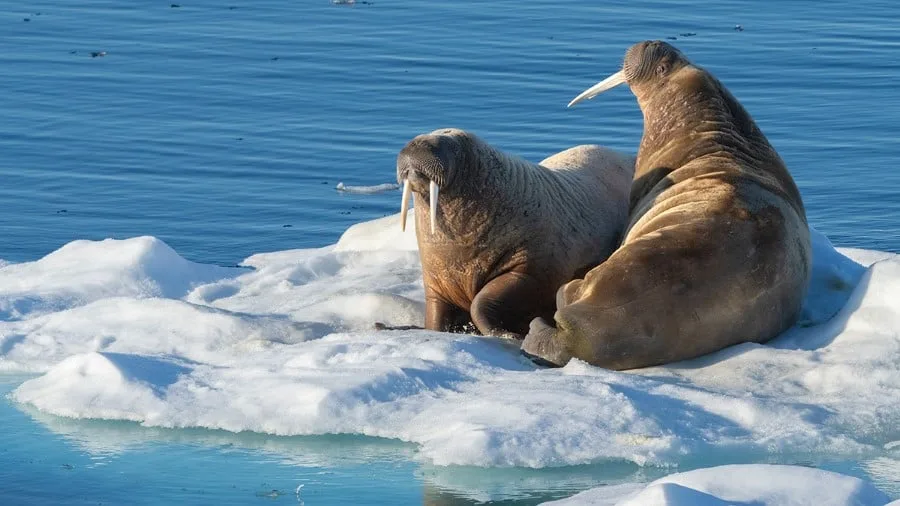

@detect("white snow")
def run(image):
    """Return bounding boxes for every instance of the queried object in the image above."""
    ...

[542,464,892,506]
[3,210,900,491]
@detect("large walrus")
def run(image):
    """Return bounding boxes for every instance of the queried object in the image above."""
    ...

[522,40,812,369]
[395,128,634,339]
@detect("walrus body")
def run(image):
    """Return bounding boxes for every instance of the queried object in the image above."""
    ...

[522,41,812,369]
[397,128,634,339]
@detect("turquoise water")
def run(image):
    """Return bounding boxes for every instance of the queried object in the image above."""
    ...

[2,0,900,503]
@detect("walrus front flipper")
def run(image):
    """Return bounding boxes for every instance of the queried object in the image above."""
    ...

[470,272,551,340]
[425,294,473,333]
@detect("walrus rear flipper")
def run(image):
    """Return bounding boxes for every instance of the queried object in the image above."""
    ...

[520,317,571,367]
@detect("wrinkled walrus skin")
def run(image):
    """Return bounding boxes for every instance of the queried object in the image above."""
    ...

[396,128,634,339]
[522,41,812,369]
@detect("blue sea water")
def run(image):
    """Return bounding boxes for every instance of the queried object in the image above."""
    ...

[1,0,899,504]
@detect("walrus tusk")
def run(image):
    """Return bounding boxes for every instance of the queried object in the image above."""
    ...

[567,70,627,108]
[400,179,411,231]
[429,180,439,233]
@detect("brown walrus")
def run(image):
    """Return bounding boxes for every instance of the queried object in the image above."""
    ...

[395,128,634,339]
[521,40,812,369]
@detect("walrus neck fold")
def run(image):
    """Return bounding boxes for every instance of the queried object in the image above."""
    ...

[633,68,756,176]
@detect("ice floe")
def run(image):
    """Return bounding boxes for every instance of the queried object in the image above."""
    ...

[542,464,893,506]
[3,210,900,475]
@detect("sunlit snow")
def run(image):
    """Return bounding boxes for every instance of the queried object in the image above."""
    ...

[3,210,899,480]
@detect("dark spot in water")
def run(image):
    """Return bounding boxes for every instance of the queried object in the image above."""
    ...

[680,32,696,37]
[255,489,283,498]
[321,181,329,185]
[734,24,744,31]
[228,6,238,10]
[339,211,351,215]
[170,3,181,7]
[23,17,30,22]
[69,50,77,54]
[270,57,279,61]
[666,36,677,40]
[62,463,74,470]
[56,209,68,214]
[91,51,107,58]
[235,137,243,141]
[282,224,292,228]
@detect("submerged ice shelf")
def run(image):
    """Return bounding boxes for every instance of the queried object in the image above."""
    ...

[2,210,900,475]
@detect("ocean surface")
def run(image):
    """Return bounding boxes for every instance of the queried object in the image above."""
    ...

[1,0,899,504]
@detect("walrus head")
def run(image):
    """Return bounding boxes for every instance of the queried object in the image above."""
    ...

[567,40,690,107]
[396,129,466,233]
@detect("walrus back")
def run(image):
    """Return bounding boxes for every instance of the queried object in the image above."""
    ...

[477,141,635,274]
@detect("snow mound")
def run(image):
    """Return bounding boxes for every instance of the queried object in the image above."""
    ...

[0,236,236,320]
[5,213,900,471]
[543,464,892,506]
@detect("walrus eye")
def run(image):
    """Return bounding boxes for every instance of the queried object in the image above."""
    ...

[656,63,669,77]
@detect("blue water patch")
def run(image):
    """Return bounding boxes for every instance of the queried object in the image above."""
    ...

[2,0,899,265]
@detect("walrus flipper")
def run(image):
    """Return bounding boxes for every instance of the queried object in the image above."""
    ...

[520,317,572,366]
[424,294,472,333]
[470,272,550,340]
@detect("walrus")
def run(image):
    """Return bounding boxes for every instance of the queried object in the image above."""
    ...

[521,40,812,369]
[394,128,634,339]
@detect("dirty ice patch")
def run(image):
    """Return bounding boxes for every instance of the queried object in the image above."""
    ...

[7,211,900,469]
[542,464,893,506]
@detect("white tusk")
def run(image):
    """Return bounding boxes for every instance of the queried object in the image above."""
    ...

[429,180,439,234]
[567,70,627,108]
[400,179,411,231]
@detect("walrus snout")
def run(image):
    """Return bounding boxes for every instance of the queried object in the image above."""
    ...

[397,133,461,233]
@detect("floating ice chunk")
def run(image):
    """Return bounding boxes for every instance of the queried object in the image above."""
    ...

[335,182,401,194]
[542,464,892,506]
[7,217,900,469]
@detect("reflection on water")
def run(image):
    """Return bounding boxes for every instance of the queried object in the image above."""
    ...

[4,377,654,504]
[6,374,899,504]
